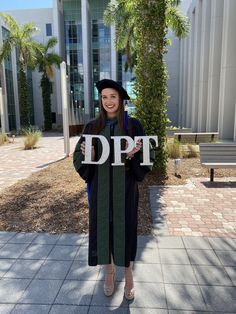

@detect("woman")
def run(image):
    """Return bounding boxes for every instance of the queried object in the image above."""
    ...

[73,79,150,300]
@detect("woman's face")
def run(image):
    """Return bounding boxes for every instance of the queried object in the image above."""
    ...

[101,88,120,118]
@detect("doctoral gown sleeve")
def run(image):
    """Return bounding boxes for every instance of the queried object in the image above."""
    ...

[73,122,95,182]
[129,118,152,182]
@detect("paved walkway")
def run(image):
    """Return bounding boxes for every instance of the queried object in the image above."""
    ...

[0,231,235,313]
[0,134,79,192]
[150,178,236,238]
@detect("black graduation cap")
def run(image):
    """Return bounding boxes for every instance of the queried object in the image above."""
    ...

[96,79,130,100]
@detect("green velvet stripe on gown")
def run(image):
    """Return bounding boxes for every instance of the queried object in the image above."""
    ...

[97,124,125,265]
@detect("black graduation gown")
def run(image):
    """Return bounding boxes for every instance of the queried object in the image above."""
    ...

[73,117,150,267]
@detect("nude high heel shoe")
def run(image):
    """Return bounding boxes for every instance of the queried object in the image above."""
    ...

[124,263,135,300]
[103,267,116,296]
[124,277,135,300]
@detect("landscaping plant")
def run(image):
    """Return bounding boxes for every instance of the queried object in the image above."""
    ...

[22,126,42,150]
[0,132,8,145]
[167,142,181,159]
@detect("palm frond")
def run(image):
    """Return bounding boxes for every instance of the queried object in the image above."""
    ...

[34,37,61,79]
[20,40,39,69]
[0,13,19,33]
[103,2,117,26]
[104,1,135,51]
[46,53,62,67]
[166,6,190,38]
[45,37,58,52]
[0,39,13,63]
[22,22,38,39]
[30,41,42,54]
[168,0,182,7]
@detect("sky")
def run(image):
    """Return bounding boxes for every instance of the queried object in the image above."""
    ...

[0,0,53,11]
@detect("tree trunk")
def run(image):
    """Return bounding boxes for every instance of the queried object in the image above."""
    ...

[41,75,52,131]
[19,66,30,128]
[134,0,169,170]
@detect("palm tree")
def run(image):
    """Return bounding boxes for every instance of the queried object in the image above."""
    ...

[104,0,190,71]
[0,13,40,127]
[35,37,62,130]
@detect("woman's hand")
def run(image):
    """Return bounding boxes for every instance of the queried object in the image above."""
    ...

[126,139,142,159]
[80,141,95,161]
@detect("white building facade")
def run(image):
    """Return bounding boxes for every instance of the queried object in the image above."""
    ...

[179,0,236,141]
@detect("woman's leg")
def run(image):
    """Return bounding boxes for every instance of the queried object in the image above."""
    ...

[104,256,115,284]
[104,255,116,296]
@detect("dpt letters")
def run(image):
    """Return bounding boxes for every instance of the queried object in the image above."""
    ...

[81,135,158,166]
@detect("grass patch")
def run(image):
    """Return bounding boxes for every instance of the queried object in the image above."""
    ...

[22,127,42,150]
[0,133,8,145]
[187,144,198,158]
[167,142,181,159]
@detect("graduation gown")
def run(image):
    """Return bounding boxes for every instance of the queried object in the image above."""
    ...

[73,117,150,267]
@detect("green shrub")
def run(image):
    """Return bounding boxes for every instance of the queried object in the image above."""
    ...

[182,148,189,158]
[167,142,181,159]
[181,144,198,158]
[52,123,63,132]
[187,144,198,158]
[0,133,8,145]
[22,126,42,150]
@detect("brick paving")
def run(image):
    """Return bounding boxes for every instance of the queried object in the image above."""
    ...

[0,134,79,192]
[150,178,236,239]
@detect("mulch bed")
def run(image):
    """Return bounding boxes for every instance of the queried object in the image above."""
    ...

[0,156,236,234]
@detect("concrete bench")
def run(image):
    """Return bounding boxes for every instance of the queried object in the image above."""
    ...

[174,132,219,144]
[166,128,192,137]
[199,143,236,181]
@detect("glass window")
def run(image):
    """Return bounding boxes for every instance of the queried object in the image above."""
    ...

[63,0,84,114]
[46,23,52,36]
[68,23,77,43]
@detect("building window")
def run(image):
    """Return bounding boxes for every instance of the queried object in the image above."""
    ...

[51,112,56,124]
[46,23,52,36]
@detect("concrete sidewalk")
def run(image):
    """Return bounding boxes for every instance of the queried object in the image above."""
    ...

[0,231,235,313]
[0,134,79,192]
